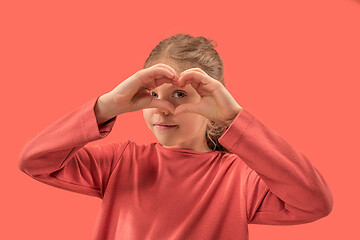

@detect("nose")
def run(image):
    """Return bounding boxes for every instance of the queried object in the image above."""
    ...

[154,107,171,115]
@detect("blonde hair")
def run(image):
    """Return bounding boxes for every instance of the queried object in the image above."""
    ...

[144,33,232,154]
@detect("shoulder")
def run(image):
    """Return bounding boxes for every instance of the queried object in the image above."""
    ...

[218,152,251,172]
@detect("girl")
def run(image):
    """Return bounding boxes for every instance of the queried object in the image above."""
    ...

[18,33,333,240]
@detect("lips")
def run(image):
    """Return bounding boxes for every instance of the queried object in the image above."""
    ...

[154,123,178,127]
[154,125,178,130]
[153,123,178,130]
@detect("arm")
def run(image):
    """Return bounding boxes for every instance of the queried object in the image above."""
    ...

[18,96,130,199]
[218,108,333,225]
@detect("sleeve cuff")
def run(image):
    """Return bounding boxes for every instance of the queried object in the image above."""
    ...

[218,108,255,150]
[81,96,117,141]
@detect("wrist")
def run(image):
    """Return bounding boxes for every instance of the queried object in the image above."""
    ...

[224,106,243,128]
[94,93,117,125]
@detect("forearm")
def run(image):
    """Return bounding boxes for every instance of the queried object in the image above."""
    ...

[219,109,333,218]
[19,97,115,176]
[94,93,119,125]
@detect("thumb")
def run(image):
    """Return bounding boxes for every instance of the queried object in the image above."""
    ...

[150,99,175,114]
[174,103,200,115]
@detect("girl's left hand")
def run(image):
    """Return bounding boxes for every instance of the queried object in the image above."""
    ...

[173,68,243,127]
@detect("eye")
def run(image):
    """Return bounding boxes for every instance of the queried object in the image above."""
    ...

[173,91,187,98]
[151,91,187,99]
[150,91,157,98]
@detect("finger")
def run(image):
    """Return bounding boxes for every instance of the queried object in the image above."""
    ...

[178,71,221,96]
[150,67,181,87]
[179,68,206,79]
[154,77,175,88]
[181,68,205,74]
[150,99,175,114]
[147,67,175,80]
[177,72,212,97]
[174,103,201,116]
[141,68,175,90]
[178,71,210,87]
[149,63,178,78]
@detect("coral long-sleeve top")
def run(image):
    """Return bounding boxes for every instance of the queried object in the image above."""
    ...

[18,96,333,240]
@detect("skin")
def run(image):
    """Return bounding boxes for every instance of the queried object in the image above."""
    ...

[142,61,214,153]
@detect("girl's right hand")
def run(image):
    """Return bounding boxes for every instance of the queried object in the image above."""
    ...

[107,63,179,115]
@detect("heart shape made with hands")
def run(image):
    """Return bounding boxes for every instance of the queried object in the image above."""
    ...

[155,67,242,126]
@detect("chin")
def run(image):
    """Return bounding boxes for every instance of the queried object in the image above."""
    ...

[157,138,178,146]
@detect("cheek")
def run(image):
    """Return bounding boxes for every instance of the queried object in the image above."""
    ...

[142,110,152,124]
[143,109,152,116]
[178,114,202,128]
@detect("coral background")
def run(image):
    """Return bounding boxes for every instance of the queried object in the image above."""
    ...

[1,0,359,239]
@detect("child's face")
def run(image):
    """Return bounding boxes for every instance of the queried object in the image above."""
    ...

[142,80,213,153]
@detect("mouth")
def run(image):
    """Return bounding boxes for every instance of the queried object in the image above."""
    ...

[153,124,178,130]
